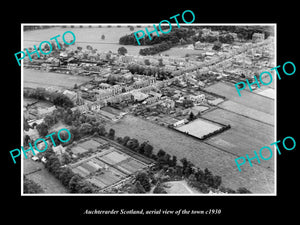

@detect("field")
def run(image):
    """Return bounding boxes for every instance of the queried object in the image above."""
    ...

[175,118,222,139]
[24,69,92,89]
[163,180,200,194]
[23,158,43,175]
[24,26,148,55]
[218,100,274,125]
[159,46,204,57]
[107,115,274,193]
[23,97,37,106]
[204,82,274,115]
[253,88,275,99]
[202,108,274,170]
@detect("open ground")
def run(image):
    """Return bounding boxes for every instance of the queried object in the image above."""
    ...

[107,114,274,193]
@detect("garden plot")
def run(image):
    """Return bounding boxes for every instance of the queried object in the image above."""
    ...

[78,139,101,150]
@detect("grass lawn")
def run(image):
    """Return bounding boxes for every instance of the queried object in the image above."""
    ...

[106,114,275,193]
[176,118,222,139]
[24,69,91,89]
[204,82,274,115]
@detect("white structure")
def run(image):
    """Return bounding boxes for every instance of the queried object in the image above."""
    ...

[173,119,186,127]
[52,145,66,156]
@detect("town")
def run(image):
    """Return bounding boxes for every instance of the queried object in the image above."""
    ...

[23,24,275,195]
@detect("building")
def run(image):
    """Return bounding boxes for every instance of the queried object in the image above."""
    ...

[131,91,149,102]
[189,94,206,104]
[173,119,186,127]
[252,33,265,43]
[53,145,66,156]
[37,105,56,117]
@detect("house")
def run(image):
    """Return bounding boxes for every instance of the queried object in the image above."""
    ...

[52,145,66,156]
[63,90,78,102]
[37,106,56,117]
[173,119,186,127]
[252,33,265,43]
[190,94,206,104]
[41,157,47,163]
[131,91,149,102]
[71,104,89,113]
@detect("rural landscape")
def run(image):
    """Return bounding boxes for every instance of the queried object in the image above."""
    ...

[23,24,275,194]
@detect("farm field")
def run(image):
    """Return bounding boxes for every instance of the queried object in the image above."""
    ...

[204,82,274,115]
[24,26,148,55]
[106,115,274,193]
[176,118,222,139]
[218,100,274,125]
[24,69,92,89]
[202,108,274,170]
[253,88,275,99]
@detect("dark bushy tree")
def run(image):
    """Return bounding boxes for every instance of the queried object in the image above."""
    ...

[135,172,151,192]
[118,47,128,55]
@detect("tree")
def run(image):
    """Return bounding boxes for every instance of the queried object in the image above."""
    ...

[101,35,105,40]
[158,58,164,67]
[153,183,167,193]
[170,155,177,167]
[36,123,48,137]
[23,176,44,193]
[79,123,93,135]
[79,182,95,193]
[98,125,106,136]
[143,144,153,157]
[122,136,130,146]
[237,187,252,193]
[61,153,72,165]
[157,149,166,158]
[212,41,222,51]
[86,45,93,50]
[144,59,150,66]
[135,172,151,192]
[68,175,82,193]
[129,26,134,31]
[212,175,222,189]
[116,137,123,143]
[126,138,139,151]
[24,118,30,131]
[182,99,194,108]
[108,128,115,140]
[188,111,195,121]
[58,167,75,186]
[118,47,128,55]
[24,135,31,146]
[130,181,146,193]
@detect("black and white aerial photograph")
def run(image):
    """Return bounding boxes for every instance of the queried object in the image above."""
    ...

[21,24,275,195]
[4,3,298,221]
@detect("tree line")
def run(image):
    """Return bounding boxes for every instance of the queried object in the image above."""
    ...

[119,27,196,46]
[44,148,96,193]
[202,25,273,40]
[127,63,173,80]
[24,88,74,108]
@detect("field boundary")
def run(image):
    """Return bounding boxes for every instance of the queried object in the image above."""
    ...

[217,106,274,127]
